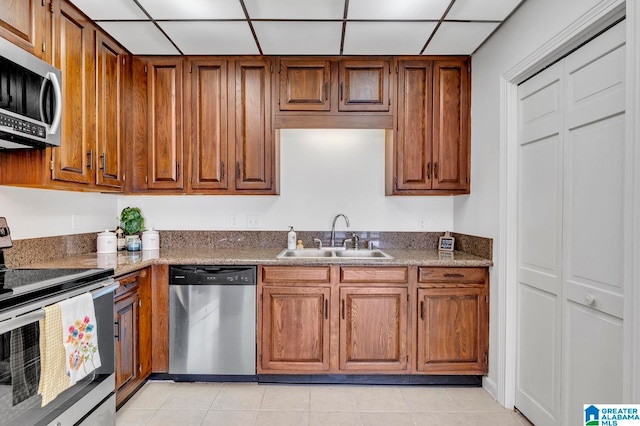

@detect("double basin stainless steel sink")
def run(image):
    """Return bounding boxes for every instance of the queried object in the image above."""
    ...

[277,248,393,260]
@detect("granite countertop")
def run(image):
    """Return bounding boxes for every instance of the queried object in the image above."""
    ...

[26,248,493,277]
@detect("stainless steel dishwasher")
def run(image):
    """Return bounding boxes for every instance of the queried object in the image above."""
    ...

[169,265,256,377]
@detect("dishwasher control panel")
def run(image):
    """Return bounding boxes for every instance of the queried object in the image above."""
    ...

[169,265,256,285]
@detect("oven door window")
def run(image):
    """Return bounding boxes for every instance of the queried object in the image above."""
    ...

[0,291,114,426]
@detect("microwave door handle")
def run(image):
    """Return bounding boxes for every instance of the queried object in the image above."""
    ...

[43,71,62,135]
[0,309,45,335]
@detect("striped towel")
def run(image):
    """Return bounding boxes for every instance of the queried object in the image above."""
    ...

[59,293,101,385]
[38,303,70,407]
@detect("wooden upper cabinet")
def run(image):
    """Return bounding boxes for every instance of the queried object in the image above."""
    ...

[279,59,330,111]
[339,287,408,371]
[51,2,95,186]
[96,33,126,189]
[0,0,52,63]
[146,58,184,190]
[390,58,470,195]
[395,60,432,192]
[188,59,228,190]
[339,60,390,112]
[235,59,272,191]
[432,59,470,191]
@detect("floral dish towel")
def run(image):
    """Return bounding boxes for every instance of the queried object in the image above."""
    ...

[59,293,101,385]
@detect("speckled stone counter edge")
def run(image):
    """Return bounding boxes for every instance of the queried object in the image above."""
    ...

[4,230,492,268]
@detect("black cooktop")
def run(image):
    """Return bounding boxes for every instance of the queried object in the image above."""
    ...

[0,267,114,311]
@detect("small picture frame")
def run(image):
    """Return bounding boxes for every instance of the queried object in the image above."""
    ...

[438,232,455,252]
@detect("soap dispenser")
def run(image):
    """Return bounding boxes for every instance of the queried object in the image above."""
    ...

[287,226,297,250]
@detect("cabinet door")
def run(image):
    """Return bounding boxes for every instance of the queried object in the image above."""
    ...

[261,286,330,371]
[416,286,488,374]
[339,287,408,371]
[235,59,272,191]
[147,58,184,189]
[432,59,470,191]
[279,59,330,111]
[395,60,432,191]
[115,291,139,391]
[95,33,125,189]
[0,0,51,62]
[339,60,390,112]
[51,2,95,185]
[189,59,228,190]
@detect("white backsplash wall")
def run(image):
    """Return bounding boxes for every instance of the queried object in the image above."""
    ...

[119,129,454,232]
[0,186,118,239]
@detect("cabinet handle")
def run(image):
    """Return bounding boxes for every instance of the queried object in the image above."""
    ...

[324,299,328,320]
[324,82,329,101]
[99,153,106,171]
[221,161,225,179]
[339,82,344,101]
[434,162,439,179]
[176,162,180,179]
[87,149,93,171]
[420,301,425,321]
[114,321,120,341]
[444,273,464,278]
[341,299,345,320]
[236,161,240,179]
[427,162,431,179]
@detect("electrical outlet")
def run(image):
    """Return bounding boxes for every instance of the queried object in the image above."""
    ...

[230,215,240,229]
[71,214,81,230]
[418,218,426,230]
[247,215,260,229]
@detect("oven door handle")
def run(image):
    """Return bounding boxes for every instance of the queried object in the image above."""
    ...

[91,281,120,299]
[0,309,45,334]
[0,281,119,334]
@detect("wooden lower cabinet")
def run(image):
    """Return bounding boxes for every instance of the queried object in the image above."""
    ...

[114,268,152,407]
[260,286,330,371]
[339,287,407,371]
[416,268,489,374]
[258,265,488,377]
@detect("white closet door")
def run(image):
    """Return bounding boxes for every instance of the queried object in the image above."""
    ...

[562,21,625,426]
[516,61,564,426]
[516,20,626,426]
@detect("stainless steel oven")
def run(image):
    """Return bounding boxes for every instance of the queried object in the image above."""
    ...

[0,218,117,425]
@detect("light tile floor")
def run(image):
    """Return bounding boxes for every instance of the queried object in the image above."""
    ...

[116,381,534,426]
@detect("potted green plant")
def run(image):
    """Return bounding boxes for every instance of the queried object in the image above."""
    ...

[120,207,145,251]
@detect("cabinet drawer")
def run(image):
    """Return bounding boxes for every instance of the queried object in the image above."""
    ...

[262,266,331,284]
[115,271,142,299]
[418,267,486,283]
[340,267,408,283]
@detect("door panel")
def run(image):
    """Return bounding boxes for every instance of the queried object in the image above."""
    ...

[338,60,390,112]
[279,59,330,111]
[516,61,563,426]
[190,60,228,190]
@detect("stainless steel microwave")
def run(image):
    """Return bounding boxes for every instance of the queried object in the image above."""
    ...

[0,36,62,149]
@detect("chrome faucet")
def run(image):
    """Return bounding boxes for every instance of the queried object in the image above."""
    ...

[330,214,350,248]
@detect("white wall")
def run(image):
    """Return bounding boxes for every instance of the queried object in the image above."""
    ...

[0,186,118,239]
[453,0,608,402]
[119,129,454,232]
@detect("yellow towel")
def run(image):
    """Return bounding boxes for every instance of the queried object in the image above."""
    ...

[38,303,70,407]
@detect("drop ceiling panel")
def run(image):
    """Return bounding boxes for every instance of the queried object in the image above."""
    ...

[68,0,147,20]
[423,22,500,55]
[244,0,345,19]
[160,22,259,55]
[347,0,451,20]
[97,22,179,55]
[447,0,523,20]
[343,22,437,55]
[253,22,343,55]
[136,0,245,20]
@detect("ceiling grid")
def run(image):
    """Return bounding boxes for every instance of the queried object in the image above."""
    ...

[69,0,525,56]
